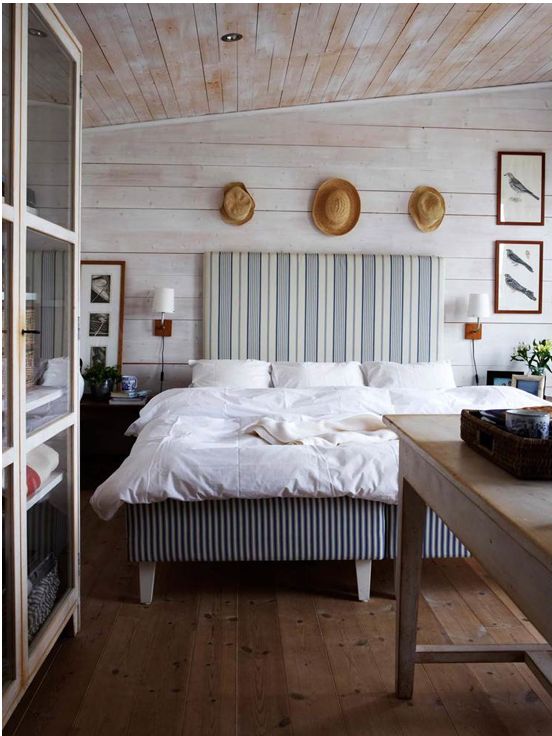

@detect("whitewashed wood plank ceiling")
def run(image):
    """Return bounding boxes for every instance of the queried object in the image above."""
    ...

[59,3,552,128]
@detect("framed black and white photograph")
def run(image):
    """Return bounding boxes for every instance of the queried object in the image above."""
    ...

[497,152,545,225]
[90,346,107,367]
[511,374,545,399]
[90,274,111,303]
[89,313,110,337]
[494,240,543,314]
[486,370,523,387]
[81,260,125,370]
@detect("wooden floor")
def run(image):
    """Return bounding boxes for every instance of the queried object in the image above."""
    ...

[8,493,552,736]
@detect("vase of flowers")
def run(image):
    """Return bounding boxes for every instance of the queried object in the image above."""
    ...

[510,340,552,384]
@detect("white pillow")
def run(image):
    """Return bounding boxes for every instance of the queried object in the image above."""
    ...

[190,359,271,388]
[41,356,69,387]
[362,360,456,390]
[271,361,364,388]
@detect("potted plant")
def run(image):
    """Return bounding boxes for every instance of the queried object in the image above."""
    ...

[511,339,552,390]
[82,364,122,400]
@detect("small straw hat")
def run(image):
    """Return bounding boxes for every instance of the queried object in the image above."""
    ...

[312,178,361,236]
[408,186,445,232]
[220,182,255,225]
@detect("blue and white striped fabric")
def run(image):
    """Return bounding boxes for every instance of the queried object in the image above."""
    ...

[386,506,470,559]
[204,253,444,362]
[126,497,387,562]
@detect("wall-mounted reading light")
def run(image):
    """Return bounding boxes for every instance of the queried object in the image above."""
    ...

[29,27,48,38]
[465,293,491,385]
[221,32,243,42]
[153,287,174,337]
[153,287,175,393]
[465,293,491,341]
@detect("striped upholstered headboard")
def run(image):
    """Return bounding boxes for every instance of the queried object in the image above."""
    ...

[203,253,444,363]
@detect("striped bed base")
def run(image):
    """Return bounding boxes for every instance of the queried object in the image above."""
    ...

[126,498,469,563]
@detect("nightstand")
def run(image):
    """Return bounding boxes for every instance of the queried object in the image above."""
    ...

[80,399,143,488]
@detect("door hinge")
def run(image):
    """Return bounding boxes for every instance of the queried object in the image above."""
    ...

[79,76,83,99]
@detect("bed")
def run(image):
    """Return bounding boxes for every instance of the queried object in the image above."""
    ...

[91,252,528,603]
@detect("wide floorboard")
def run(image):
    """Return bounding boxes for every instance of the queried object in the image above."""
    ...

[8,493,552,736]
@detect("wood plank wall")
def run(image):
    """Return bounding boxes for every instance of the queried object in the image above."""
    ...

[81,85,552,391]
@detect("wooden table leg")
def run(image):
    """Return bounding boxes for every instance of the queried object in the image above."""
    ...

[395,478,426,699]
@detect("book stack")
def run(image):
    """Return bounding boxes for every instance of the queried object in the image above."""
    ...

[109,389,150,406]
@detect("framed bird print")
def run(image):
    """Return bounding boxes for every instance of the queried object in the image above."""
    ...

[495,241,543,314]
[497,152,545,225]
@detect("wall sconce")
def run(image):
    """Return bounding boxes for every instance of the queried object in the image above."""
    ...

[152,287,175,393]
[465,293,491,386]
[153,287,175,337]
[464,293,491,340]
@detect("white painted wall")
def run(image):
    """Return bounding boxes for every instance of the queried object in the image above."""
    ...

[81,84,552,391]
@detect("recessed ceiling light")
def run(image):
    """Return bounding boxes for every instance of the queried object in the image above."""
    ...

[29,27,48,38]
[221,32,242,43]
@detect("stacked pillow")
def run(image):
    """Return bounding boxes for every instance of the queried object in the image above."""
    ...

[361,360,456,390]
[271,361,364,388]
[189,359,271,388]
[189,358,456,390]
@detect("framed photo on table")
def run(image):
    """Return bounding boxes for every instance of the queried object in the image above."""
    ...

[511,374,545,399]
[80,260,125,370]
[486,370,523,387]
[495,241,543,314]
[497,152,545,226]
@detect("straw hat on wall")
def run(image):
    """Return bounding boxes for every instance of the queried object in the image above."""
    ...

[312,178,361,236]
[220,182,255,225]
[408,186,445,232]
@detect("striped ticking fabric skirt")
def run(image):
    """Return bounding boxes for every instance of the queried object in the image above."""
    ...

[126,498,470,562]
[386,505,470,559]
[126,497,388,562]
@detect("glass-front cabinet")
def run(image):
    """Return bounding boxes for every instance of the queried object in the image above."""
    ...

[2,5,81,726]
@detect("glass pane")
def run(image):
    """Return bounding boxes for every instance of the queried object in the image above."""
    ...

[27,5,75,229]
[27,427,72,646]
[26,229,73,436]
[2,223,11,449]
[2,4,13,205]
[2,465,16,686]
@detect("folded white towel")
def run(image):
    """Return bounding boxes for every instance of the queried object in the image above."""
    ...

[244,414,397,446]
[27,443,60,482]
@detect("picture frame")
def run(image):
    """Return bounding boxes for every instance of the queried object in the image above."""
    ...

[486,370,523,388]
[511,374,545,399]
[80,260,125,371]
[494,240,543,314]
[497,151,545,226]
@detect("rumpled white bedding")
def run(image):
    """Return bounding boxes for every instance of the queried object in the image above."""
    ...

[244,414,396,446]
[90,385,545,520]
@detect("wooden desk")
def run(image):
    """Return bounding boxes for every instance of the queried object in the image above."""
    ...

[385,414,552,700]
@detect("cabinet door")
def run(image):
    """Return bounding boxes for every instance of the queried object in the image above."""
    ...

[20,2,81,679]
[2,3,81,725]
[26,4,76,230]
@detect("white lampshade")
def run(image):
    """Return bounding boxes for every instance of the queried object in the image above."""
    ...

[152,287,175,314]
[467,293,491,319]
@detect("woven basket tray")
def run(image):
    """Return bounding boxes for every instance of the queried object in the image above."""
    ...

[460,409,552,480]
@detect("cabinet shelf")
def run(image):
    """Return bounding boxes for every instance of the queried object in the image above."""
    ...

[26,472,63,511]
[25,386,63,413]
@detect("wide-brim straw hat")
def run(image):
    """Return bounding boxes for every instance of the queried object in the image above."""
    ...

[408,186,445,232]
[220,182,255,225]
[312,178,361,236]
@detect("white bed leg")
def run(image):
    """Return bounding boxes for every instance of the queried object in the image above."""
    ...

[139,562,156,605]
[355,560,372,602]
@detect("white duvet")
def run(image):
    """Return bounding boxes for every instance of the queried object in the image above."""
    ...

[90,385,545,520]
